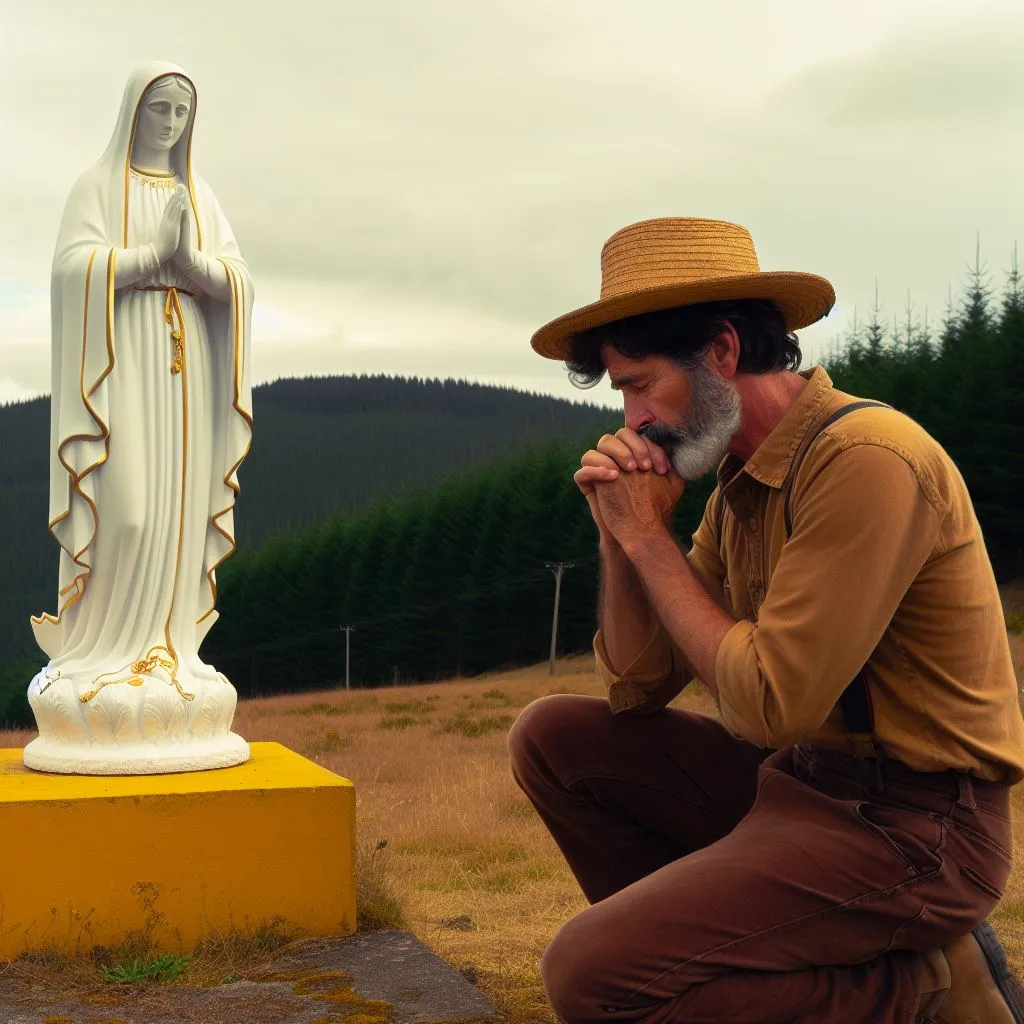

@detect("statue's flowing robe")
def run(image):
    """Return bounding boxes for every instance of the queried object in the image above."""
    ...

[32,62,253,697]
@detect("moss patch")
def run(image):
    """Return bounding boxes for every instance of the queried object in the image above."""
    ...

[79,992,121,1006]
[256,968,391,1021]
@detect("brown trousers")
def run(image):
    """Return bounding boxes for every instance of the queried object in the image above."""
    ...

[507,695,1013,1024]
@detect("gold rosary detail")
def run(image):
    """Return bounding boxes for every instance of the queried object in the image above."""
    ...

[164,287,186,374]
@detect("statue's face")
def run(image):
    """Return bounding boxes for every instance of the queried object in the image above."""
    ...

[135,79,192,152]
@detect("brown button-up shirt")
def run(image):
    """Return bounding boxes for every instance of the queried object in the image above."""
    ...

[594,366,1024,783]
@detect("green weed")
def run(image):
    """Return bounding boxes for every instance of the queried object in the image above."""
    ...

[99,951,189,984]
[289,695,380,716]
[383,699,434,715]
[468,687,517,710]
[441,711,515,738]
[377,715,423,731]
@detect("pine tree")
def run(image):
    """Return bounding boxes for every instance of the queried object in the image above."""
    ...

[993,245,1024,576]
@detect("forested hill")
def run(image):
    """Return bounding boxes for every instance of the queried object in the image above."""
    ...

[0,374,618,665]
[213,374,617,546]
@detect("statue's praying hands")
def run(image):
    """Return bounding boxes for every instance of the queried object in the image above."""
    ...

[154,184,187,265]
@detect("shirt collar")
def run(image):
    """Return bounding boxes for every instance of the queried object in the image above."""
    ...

[717,365,836,491]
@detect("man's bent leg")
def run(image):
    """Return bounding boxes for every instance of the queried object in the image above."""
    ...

[540,750,1011,1024]
[507,694,768,903]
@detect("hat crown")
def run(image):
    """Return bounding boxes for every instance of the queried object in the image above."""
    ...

[599,218,761,300]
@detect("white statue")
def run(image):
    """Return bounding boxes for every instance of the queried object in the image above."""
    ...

[25,62,253,775]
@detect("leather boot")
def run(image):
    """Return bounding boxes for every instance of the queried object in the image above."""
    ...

[917,922,1024,1023]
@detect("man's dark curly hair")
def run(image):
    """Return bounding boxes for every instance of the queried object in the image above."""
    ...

[564,299,802,388]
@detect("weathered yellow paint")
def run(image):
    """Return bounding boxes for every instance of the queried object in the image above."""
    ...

[0,742,355,959]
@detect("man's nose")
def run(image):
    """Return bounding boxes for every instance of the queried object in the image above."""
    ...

[623,398,651,435]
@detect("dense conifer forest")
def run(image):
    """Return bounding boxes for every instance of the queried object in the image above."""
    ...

[0,252,1020,724]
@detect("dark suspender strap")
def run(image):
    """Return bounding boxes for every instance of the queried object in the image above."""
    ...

[782,399,890,757]
[783,400,890,535]
[839,670,876,757]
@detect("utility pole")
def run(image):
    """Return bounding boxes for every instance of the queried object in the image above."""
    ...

[544,561,574,676]
[340,625,355,690]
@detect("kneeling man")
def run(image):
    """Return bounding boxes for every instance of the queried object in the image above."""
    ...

[509,217,1024,1023]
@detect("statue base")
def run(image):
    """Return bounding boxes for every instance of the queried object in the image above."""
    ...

[26,670,248,775]
[23,732,250,775]
[0,742,356,960]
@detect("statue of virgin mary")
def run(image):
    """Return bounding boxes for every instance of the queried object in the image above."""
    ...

[25,62,254,774]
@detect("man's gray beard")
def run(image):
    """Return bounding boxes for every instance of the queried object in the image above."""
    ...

[640,362,742,481]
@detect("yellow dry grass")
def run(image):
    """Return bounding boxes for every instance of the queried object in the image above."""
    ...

[0,633,1020,1022]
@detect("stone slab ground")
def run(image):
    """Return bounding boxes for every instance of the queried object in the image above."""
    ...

[0,930,499,1023]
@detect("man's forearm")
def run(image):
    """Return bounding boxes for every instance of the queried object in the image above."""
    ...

[621,528,738,701]
[598,536,660,675]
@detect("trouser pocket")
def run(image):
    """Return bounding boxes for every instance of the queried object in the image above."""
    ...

[852,801,944,877]
[950,816,1012,904]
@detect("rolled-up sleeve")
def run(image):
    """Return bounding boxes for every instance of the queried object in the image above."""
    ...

[595,491,728,715]
[594,625,691,714]
[715,441,941,748]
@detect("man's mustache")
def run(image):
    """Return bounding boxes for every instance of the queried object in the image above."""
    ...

[638,422,687,450]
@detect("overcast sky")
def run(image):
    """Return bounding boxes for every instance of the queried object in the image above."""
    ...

[2,0,1022,410]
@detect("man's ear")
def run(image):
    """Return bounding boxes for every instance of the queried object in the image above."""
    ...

[707,324,740,379]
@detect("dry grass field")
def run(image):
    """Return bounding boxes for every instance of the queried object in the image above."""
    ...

[0,632,1021,1021]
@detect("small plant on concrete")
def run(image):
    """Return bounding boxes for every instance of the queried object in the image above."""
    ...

[99,951,190,984]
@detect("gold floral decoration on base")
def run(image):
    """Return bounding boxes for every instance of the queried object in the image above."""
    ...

[79,646,195,703]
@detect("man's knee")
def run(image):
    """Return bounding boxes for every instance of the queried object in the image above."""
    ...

[506,693,608,778]
[540,913,605,1018]
[541,911,661,1021]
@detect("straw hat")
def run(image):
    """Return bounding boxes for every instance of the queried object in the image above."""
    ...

[531,217,836,360]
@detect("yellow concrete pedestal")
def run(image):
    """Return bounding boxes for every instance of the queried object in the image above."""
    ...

[0,742,355,960]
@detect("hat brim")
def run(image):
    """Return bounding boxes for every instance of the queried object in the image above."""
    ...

[530,271,836,361]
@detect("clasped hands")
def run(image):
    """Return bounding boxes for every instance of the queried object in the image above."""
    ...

[574,428,686,552]
[153,184,197,269]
